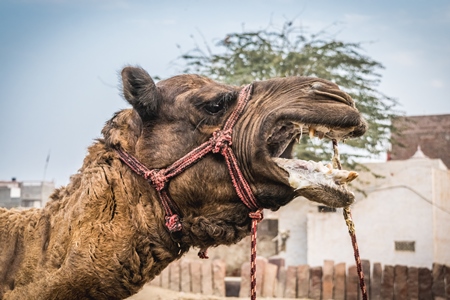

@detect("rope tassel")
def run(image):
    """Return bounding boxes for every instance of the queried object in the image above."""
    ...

[249,210,263,300]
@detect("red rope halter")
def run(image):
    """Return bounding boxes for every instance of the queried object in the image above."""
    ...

[116,84,263,299]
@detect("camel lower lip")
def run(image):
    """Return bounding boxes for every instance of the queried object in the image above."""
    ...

[272,157,358,207]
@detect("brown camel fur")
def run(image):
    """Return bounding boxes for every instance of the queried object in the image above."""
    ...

[0,66,367,299]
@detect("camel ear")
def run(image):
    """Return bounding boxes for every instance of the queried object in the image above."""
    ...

[121,66,160,118]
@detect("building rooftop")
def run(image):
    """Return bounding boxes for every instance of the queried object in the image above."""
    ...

[0,179,55,209]
[389,114,450,168]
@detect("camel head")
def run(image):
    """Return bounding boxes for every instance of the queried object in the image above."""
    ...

[104,66,366,245]
[0,66,367,300]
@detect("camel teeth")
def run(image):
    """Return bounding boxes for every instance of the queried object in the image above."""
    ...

[316,126,330,134]
[317,131,324,139]
[346,171,359,182]
[309,127,316,138]
[299,125,303,142]
[333,170,359,184]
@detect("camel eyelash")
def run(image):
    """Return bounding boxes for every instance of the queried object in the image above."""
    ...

[203,98,228,115]
[195,91,238,116]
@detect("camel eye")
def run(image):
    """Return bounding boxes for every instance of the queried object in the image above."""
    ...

[204,99,226,115]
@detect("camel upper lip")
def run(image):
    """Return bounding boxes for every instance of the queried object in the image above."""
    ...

[253,77,368,159]
[267,120,361,158]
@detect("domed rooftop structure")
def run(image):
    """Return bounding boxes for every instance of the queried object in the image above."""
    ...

[410,145,429,159]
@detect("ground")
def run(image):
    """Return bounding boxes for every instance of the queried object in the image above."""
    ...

[127,285,307,300]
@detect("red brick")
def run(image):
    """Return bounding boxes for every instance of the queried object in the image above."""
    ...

[432,263,446,299]
[284,265,297,298]
[347,265,359,300]
[371,263,382,300]
[361,259,370,299]
[201,259,213,295]
[309,266,322,300]
[239,261,251,298]
[445,265,450,300]
[255,257,267,297]
[418,267,432,299]
[275,266,286,298]
[297,264,310,298]
[180,259,191,293]
[394,265,408,300]
[390,114,450,168]
[322,260,334,300]
[190,260,202,294]
[262,262,278,297]
[169,260,180,291]
[334,262,346,300]
[407,267,419,300]
[212,259,226,297]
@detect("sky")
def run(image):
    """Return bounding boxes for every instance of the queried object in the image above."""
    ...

[1,0,449,186]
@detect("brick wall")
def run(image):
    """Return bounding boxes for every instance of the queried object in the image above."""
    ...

[390,114,450,168]
[151,258,450,299]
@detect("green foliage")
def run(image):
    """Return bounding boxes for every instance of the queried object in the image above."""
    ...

[179,21,400,164]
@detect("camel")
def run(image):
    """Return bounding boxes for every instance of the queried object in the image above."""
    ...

[0,66,367,299]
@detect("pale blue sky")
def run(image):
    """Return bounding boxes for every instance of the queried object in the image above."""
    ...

[1,0,449,186]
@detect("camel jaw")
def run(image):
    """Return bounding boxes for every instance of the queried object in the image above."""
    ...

[267,122,360,208]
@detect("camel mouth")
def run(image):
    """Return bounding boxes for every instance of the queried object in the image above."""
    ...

[267,121,359,208]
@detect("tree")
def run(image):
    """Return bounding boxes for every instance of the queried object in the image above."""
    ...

[179,21,400,165]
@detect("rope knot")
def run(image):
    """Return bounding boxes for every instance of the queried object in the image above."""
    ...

[143,170,153,181]
[146,170,168,191]
[211,129,232,154]
[249,210,263,222]
[165,214,182,232]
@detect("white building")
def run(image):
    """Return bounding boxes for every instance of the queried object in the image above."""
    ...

[0,178,55,208]
[278,148,450,268]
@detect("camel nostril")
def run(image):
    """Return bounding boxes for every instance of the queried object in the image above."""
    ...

[310,82,354,107]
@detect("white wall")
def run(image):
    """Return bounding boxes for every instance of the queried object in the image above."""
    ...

[308,187,433,267]
[306,209,354,267]
[298,159,450,268]
[278,197,314,266]
[432,168,450,264]
[283,158,449,268]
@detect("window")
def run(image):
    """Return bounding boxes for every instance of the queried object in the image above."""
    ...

[395,241,415,252]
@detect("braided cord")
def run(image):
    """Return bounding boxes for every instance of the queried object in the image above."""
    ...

[332,140,367,300]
